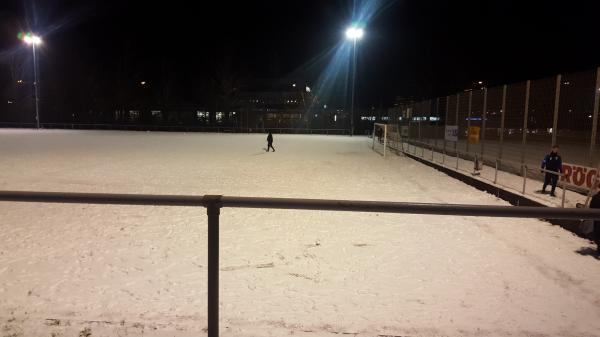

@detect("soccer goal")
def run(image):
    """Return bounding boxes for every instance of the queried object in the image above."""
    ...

[372,123,401,157]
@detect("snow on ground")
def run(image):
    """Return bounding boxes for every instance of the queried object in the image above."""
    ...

[0,129,599,337]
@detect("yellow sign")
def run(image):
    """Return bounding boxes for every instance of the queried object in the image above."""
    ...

[468,126,481,144]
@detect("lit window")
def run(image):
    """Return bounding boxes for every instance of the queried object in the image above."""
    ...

[197,111,208,120]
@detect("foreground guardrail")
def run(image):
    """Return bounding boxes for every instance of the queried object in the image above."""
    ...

[2,190,600,337]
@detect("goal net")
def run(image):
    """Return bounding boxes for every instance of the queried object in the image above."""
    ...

[372,123,401,157]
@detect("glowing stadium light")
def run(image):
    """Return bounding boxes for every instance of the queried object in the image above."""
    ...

[345,27,364,40]
[23,34,42,45]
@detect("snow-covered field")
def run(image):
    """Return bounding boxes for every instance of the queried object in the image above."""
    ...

[1,129,599,337]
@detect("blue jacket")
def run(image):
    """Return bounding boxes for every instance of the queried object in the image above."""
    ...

[541,153,562,173]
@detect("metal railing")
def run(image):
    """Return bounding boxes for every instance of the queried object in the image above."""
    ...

[2,189,600,337]
[402,139,587,207]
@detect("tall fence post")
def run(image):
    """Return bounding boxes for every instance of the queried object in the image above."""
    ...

[455,93,460,154]
[204,195,223,337]
[481,88,487,161]
[590,67,600,166]
[466,90,472,154]
[499,85,507,161]
[444,96,449,164]
[521,80,531,165]
[435,97,440,153]
[552,74,562,146]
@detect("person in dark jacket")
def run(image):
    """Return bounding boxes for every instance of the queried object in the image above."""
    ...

[266,131,275,152]
[588,191,600,253]
[541,145,563,197]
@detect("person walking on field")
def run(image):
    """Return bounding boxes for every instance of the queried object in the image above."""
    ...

[541,144,562,197]
[266,131,275,152]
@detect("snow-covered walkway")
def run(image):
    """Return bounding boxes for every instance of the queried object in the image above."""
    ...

[1,129,599,337]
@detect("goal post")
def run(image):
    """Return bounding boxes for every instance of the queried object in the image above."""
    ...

[372,123,401,157]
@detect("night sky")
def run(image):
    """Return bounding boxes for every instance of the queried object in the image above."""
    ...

[1,0,600,110]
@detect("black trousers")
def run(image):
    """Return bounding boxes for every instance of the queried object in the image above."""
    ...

[543,172,558,193]
[267,142,275,152]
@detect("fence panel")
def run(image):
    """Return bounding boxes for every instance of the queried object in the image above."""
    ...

[557,69,597,166]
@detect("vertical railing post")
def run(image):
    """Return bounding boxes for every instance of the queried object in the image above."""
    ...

[204,195,223,337]
[561,180,566,208]
[431,143,434,161]
[590,67,600,166]
[494,159,499,184]
[435,97,440,154]
[552,74,562,146]
[522,165,527,194]
[456,151,459,170]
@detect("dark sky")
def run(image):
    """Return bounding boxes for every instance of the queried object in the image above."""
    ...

[1,0,600,108]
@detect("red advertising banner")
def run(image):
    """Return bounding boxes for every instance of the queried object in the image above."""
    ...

[561,163,600,190]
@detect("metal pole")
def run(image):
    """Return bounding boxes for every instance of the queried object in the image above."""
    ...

[561,182,566,208]
[466,91,472,154]
[444,96,449,160]
[456,151,459,170]
[522,165,527,194]
[521,80,531,165]
[435,97,440,153]
[204,195,222,337]
[455,93,460,153]
[494,159,499,184]
[32,43,40,129]
[350,39,357,137]
[552,74,561,146]
[590,67,600,166]
[431,142,434,161]
[481,88,487,161]
[499,85,507,160]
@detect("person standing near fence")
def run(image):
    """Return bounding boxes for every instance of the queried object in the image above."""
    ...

[266,131,275,152]
[541,145,562,197]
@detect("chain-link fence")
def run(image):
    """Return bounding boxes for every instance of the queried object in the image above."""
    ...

[391,67,600,198]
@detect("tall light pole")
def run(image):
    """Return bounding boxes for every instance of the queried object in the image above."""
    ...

[23,33,42,129]
[346,27,363,136]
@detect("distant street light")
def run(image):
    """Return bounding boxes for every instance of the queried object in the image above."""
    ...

[346,26,364,136]
[140,81,147,86]
[22,33,42,129]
